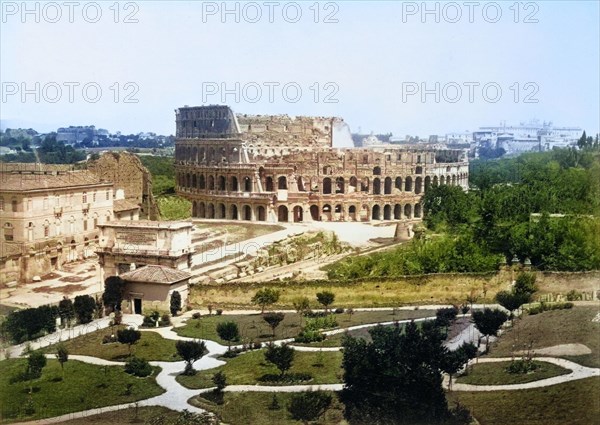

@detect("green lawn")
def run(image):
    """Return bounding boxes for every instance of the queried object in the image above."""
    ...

[456,361,571,385]
[60,406,180,425]
[0,358,164,423]
[190,391,346,425]
[41,326,181,362]
[489,306,600,368]
[175,310,437,345]
[448,377,600,425]
[176,348,343,389]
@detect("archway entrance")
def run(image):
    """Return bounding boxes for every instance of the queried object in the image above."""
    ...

[278,205,289,222]
[293,206,303,222]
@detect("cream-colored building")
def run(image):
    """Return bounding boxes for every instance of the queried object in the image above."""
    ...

[0,167,114,285]
[96,220,193,283]
[119,265,190,314]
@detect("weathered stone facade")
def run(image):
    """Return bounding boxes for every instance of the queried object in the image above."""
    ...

[88,152,159,220]
[175,106,468,224]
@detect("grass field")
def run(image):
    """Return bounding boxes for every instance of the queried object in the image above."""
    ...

[189,274,506,309]
[449,377,600,425]
[456,361,570,385]
[41,326,181,362]
[174,310,437,345]
[191,391,346,425]
[60,406,180,425]
[0,358,164,423]
[488,305,600,368]
[176,348,343,389]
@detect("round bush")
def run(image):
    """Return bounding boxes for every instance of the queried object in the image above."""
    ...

[124,356,153,377]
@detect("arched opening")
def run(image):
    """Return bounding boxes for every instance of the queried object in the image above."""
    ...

[405,176,413,192]
[323,165,332,175]
[192,201,197,217]
[348,205,357,221]
[395,177,402,191]
[323,178,332,194]
[416,166,423,174]
[199,202,206,218]
[414,203,422,218]
[440,175,445,185]
[256,206,266,221]
[433,175,439,186]
[199,175,206,190]
[349,176,358,193]
[322,204,332,221]
[415,177,423,194]
[384,177,392,194]
[243,177,252,192]
[373,178,381,195]
[334,204,343,220]
[424,176,431,192]
[335,177,345,194]
[218,203,226,219]
[361,178,370,192]
[404,204,412,219]
[218,176,226,191]
[230,204,238,220]
[373,166,381,175]
[207,204,215,219]
[361,204,370,221]
[208,175,215,190]
[452,175,457,185]
[278,205,289,222]
[243,205,252,221]
[383,205,391,220]
[372,205,381,220]
[297,176,305,191]
[231,176,238,191]
[310,205,319,221]
[266,176,274,191]
[278,176,287,190]
[192,174,197,189]
[310,177,319,192]
[394,204,401,219]
[293,206,303,222]
[186,174,191,189]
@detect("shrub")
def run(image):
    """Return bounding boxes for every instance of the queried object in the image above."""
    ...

[253,341,263,350]
[212,371,227,391]
[124,356,153,377]
[507,359,539,374]
[334,307,345,314]
[216,309,223,315]
[566,290,582,301]
[159,314,171,326]
[192,312,201,319]
[288,391,332,423]
[102,334,117,344]
[304,315,338,331]
[142,315,156,327]
[295,329,326,343]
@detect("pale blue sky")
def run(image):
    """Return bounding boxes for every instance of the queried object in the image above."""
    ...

[1,1,599,136]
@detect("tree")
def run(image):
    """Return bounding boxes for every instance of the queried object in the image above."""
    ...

[170,291,182,316]
[117,327,141,355]
[176,339,206,375]
[495,290,528,322]
[102,276,126,313]
[55,344,68,375]
[262,312,285,338]
[472,308,508,353]
[341,321,461,424]
[73,295,96,324]
[316,291,335,313]
[251,288,280,313]
[26,351,47,394]
[264,343,294,376]
[442,343,477,391]
[288,391,332,425]
[293,297,311,326]
[216,321,240,350]
[514,272,537,302]
[212,371,227,391]
[435,306,458,333]
[58,297,75,327]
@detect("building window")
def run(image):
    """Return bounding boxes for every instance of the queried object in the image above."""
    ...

[43,197,49,210]
[44,224,50,237]
[12,199,17,212]
[82,192,87,203]
[83,219,88,231]
[28,222,34,241]
[4,223,14,241]
[106,190,110,200]
[130,211,134,220]
[0,197,4,211]
[92,191,96,202]
[27,199,32,211]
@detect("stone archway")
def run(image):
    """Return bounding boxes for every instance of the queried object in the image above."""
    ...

[293,206,303,222]
[278,205,289,222]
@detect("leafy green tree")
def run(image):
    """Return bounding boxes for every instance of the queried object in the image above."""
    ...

[262,312,285,338]
[316,291,335,313]
[176,339,206,375]
[288,391,332,425]
[102,276,126,312]
[73,295,96,324]
[216,321,240,350]
[117,327,141,355]
[264,343,294,376]
[251,288,280,313]
[170,291,182,316]
[495,290,528,322]
[212,371,227,391]
[26,351,47,394]
[58,297,75,327]
[514,272,537,301]
[472,308,508,353]
[55,344,68,375]
[341,321,460,424]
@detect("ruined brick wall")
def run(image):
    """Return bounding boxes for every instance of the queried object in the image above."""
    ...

[236,114,334,148]
[88,152,159,220]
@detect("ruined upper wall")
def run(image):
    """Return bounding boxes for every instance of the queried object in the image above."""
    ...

[175,105,240,138]
[236,114,334,148]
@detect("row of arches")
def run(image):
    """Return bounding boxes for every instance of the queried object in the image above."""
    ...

[193,201,268,222]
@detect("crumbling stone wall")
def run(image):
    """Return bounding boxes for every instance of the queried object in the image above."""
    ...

[88,152,159,219]
[237,114,334,148]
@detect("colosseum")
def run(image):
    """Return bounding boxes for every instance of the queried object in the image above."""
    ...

[174,105,469,224]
